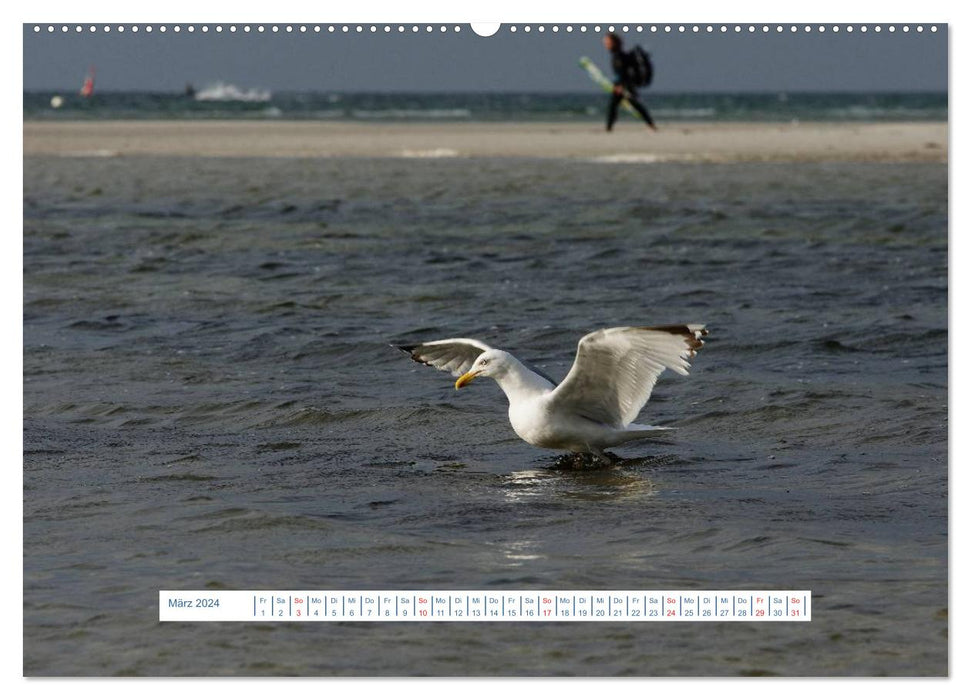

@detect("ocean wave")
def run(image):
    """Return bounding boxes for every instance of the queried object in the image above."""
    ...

[350,109,472,119]
[824,106,944,119]
[652,108,717,118]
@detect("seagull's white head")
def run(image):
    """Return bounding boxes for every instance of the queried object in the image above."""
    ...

[455,350,513,389]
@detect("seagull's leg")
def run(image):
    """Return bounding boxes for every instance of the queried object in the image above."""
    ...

[587,449,621,466]
[587,448,620,467]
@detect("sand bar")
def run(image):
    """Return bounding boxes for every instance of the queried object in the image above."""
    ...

[23,120,947,163]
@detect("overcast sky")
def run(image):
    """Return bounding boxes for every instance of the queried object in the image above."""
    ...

[23,24,947,93]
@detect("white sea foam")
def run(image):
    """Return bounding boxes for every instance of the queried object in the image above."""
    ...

[61,150,120,158]
[399,148,461,158]
[586,153,675,164]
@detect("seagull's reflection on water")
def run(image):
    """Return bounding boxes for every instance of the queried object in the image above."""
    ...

[500,458,661,504]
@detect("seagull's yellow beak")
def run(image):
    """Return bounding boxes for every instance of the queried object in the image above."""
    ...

[455,370,481,389]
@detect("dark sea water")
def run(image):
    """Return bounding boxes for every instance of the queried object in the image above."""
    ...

[23,155,947,676]
[23,89,948,123]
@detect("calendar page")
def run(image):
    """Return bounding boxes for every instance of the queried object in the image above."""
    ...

[22,7,947,679]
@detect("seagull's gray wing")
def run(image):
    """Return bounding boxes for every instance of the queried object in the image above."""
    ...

[548,325,708,427]
[395,338,494,377]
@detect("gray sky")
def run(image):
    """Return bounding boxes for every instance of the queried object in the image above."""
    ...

[23,24,947,93]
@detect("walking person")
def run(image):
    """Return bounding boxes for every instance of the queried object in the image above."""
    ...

[603,32,657,132]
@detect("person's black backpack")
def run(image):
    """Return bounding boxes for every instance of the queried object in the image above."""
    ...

[626,46,654,87]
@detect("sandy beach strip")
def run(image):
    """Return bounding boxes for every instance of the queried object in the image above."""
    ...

[23,120,947,163]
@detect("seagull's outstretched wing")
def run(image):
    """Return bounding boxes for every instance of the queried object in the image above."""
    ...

[396,338,493,377]
[548,325,708,427]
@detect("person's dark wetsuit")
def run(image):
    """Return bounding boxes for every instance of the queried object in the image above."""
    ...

[607,48,656,131]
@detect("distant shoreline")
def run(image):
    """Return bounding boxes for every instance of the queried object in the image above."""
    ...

[23,120,947,163]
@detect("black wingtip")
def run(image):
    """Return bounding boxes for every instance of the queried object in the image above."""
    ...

[393,344,417,355]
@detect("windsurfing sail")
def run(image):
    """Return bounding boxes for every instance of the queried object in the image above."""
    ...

[79,66,95,98]
[579,56,636,117]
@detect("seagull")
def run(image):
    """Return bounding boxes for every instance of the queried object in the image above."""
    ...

[397,325,708,459]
